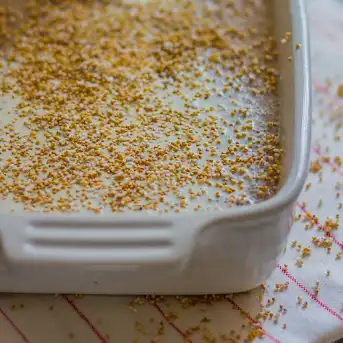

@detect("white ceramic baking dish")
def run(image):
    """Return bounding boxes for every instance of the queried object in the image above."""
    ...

[0,0,311,294]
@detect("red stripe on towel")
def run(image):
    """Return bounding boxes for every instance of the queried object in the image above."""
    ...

[62,295,108,343]
[226,297,281,343]
[153,302,193,343]
[0,308,31,343]
[278,266,343,322]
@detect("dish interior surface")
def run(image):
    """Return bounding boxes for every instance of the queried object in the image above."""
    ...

[0,0,283,214]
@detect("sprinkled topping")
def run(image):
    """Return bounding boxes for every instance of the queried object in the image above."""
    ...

[302,247,312,257]
[274,282,289,292]
[281,32,291,45]
[0,0,282,213]
[295,258,304,267]
[312,236,333,248]
[324,217,339,233]
[337,84,343,98]
[313,281,320,297]
[297,296,302,305]
[310,158,323,173]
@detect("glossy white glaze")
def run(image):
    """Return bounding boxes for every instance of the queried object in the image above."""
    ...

[0,0,310,294]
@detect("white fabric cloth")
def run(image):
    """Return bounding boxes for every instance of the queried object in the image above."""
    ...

[2,0,343,342]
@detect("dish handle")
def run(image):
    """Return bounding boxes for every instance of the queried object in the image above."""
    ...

[0,215,200,267]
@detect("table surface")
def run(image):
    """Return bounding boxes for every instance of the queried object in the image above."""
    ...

[2,1,343,342]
